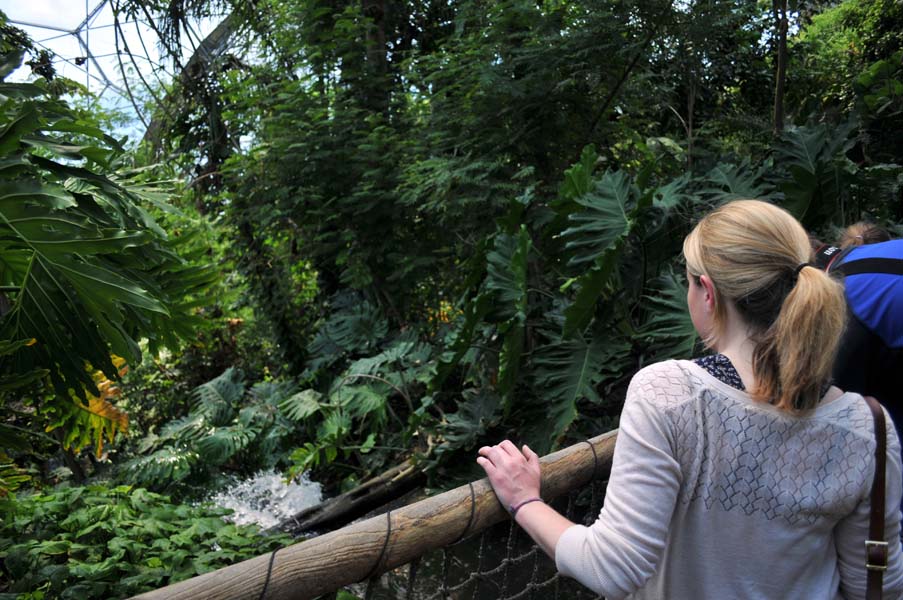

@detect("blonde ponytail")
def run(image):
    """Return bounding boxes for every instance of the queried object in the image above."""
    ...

[751,265,846,410]
[683,200,846,411]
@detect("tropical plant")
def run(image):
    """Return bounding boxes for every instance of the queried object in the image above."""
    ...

[0,484,290,599]
[122,369,300,493]
[0,48,217,467]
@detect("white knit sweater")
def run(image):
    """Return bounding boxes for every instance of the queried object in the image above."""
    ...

[555,359,903,599]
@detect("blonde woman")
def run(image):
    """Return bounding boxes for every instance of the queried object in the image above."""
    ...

[478,200,903,599]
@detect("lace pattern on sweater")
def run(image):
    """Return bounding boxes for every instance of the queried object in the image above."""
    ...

[635,362,874,525]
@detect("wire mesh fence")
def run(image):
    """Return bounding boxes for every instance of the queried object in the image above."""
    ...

[334,478,609,600]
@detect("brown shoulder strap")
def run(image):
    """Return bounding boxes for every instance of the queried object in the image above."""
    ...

[864,395,888,600]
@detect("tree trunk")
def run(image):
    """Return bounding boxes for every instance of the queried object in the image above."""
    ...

[772,0,788,135]
[55,430,87,483]
[356,0,390,115]
[141,13,240,152]
[235,218,308,374]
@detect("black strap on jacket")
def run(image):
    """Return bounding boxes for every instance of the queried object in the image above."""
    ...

[836,258,903,277]
[864,395,888,600]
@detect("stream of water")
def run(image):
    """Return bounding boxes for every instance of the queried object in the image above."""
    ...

[210,469,323,529]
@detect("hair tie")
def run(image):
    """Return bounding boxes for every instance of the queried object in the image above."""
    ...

[794,263,811,276]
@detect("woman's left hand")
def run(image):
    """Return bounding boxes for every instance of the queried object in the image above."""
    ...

[476,440,541,510]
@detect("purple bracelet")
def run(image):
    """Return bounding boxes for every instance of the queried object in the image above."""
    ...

[509,496,543,517]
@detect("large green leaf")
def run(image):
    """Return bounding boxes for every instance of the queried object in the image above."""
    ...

[652,173,693,212]
[0,180,76,209]
[435,388,501,454]
[192,368,244,424]
[775,123,855,226]
[431,292,492,391]
[701,159,773,204]
[638,272,699,360]
[279,389,323,422]
[334,384,387,424]
[0,50,25,81]
[530,333,611,449]
[308,299,388,370]
[52,256,168,315]
[559,144,598,202]
[561,170,636,268]
[1,255,123,389]
[559,169,652,338]
[196,425,254,465]
[0,105,40,156]
[123,446,198,487]
[485,226,531,322]
[0,83,215,411]
[485,226,531,408]
[21,135,112,166]
[561,247,621,339]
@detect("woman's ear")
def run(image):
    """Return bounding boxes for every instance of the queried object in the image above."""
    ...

[699,274,716,312]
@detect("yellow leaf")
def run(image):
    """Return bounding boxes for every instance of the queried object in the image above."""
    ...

[74,395,129,457]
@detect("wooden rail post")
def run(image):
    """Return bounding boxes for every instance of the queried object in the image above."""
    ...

[130,430,617,600]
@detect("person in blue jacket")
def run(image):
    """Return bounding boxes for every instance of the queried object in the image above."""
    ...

[815,222,903,436]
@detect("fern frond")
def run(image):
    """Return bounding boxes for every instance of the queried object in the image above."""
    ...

[249,380,297,407]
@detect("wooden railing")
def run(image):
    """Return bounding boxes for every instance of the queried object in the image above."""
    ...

[130,430,618,600]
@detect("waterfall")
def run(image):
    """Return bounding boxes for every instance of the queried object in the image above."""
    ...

[210,469,322,529]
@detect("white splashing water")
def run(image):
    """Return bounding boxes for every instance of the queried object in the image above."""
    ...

[211,469,323,529]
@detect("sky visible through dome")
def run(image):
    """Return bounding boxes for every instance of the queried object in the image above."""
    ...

[2,0,219,143]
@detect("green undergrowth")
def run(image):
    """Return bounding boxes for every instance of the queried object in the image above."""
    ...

[0,485,290,600]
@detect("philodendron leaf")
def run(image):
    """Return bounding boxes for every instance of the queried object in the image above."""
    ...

[280,389,323,422]
[486,226,531,408]
[486,226,531,323]
[561,170,636,268]
[530,332,609,447]
[0,105,40,157]
[0,50,25,80]
[559,169,649,337]
[639,271,699,360]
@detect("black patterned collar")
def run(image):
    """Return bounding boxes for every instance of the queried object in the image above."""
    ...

[693,353,745,391]
[693,353,833,398]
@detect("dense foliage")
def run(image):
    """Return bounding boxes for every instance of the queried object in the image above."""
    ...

[2,0,903,597]
[0,485,289,599]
